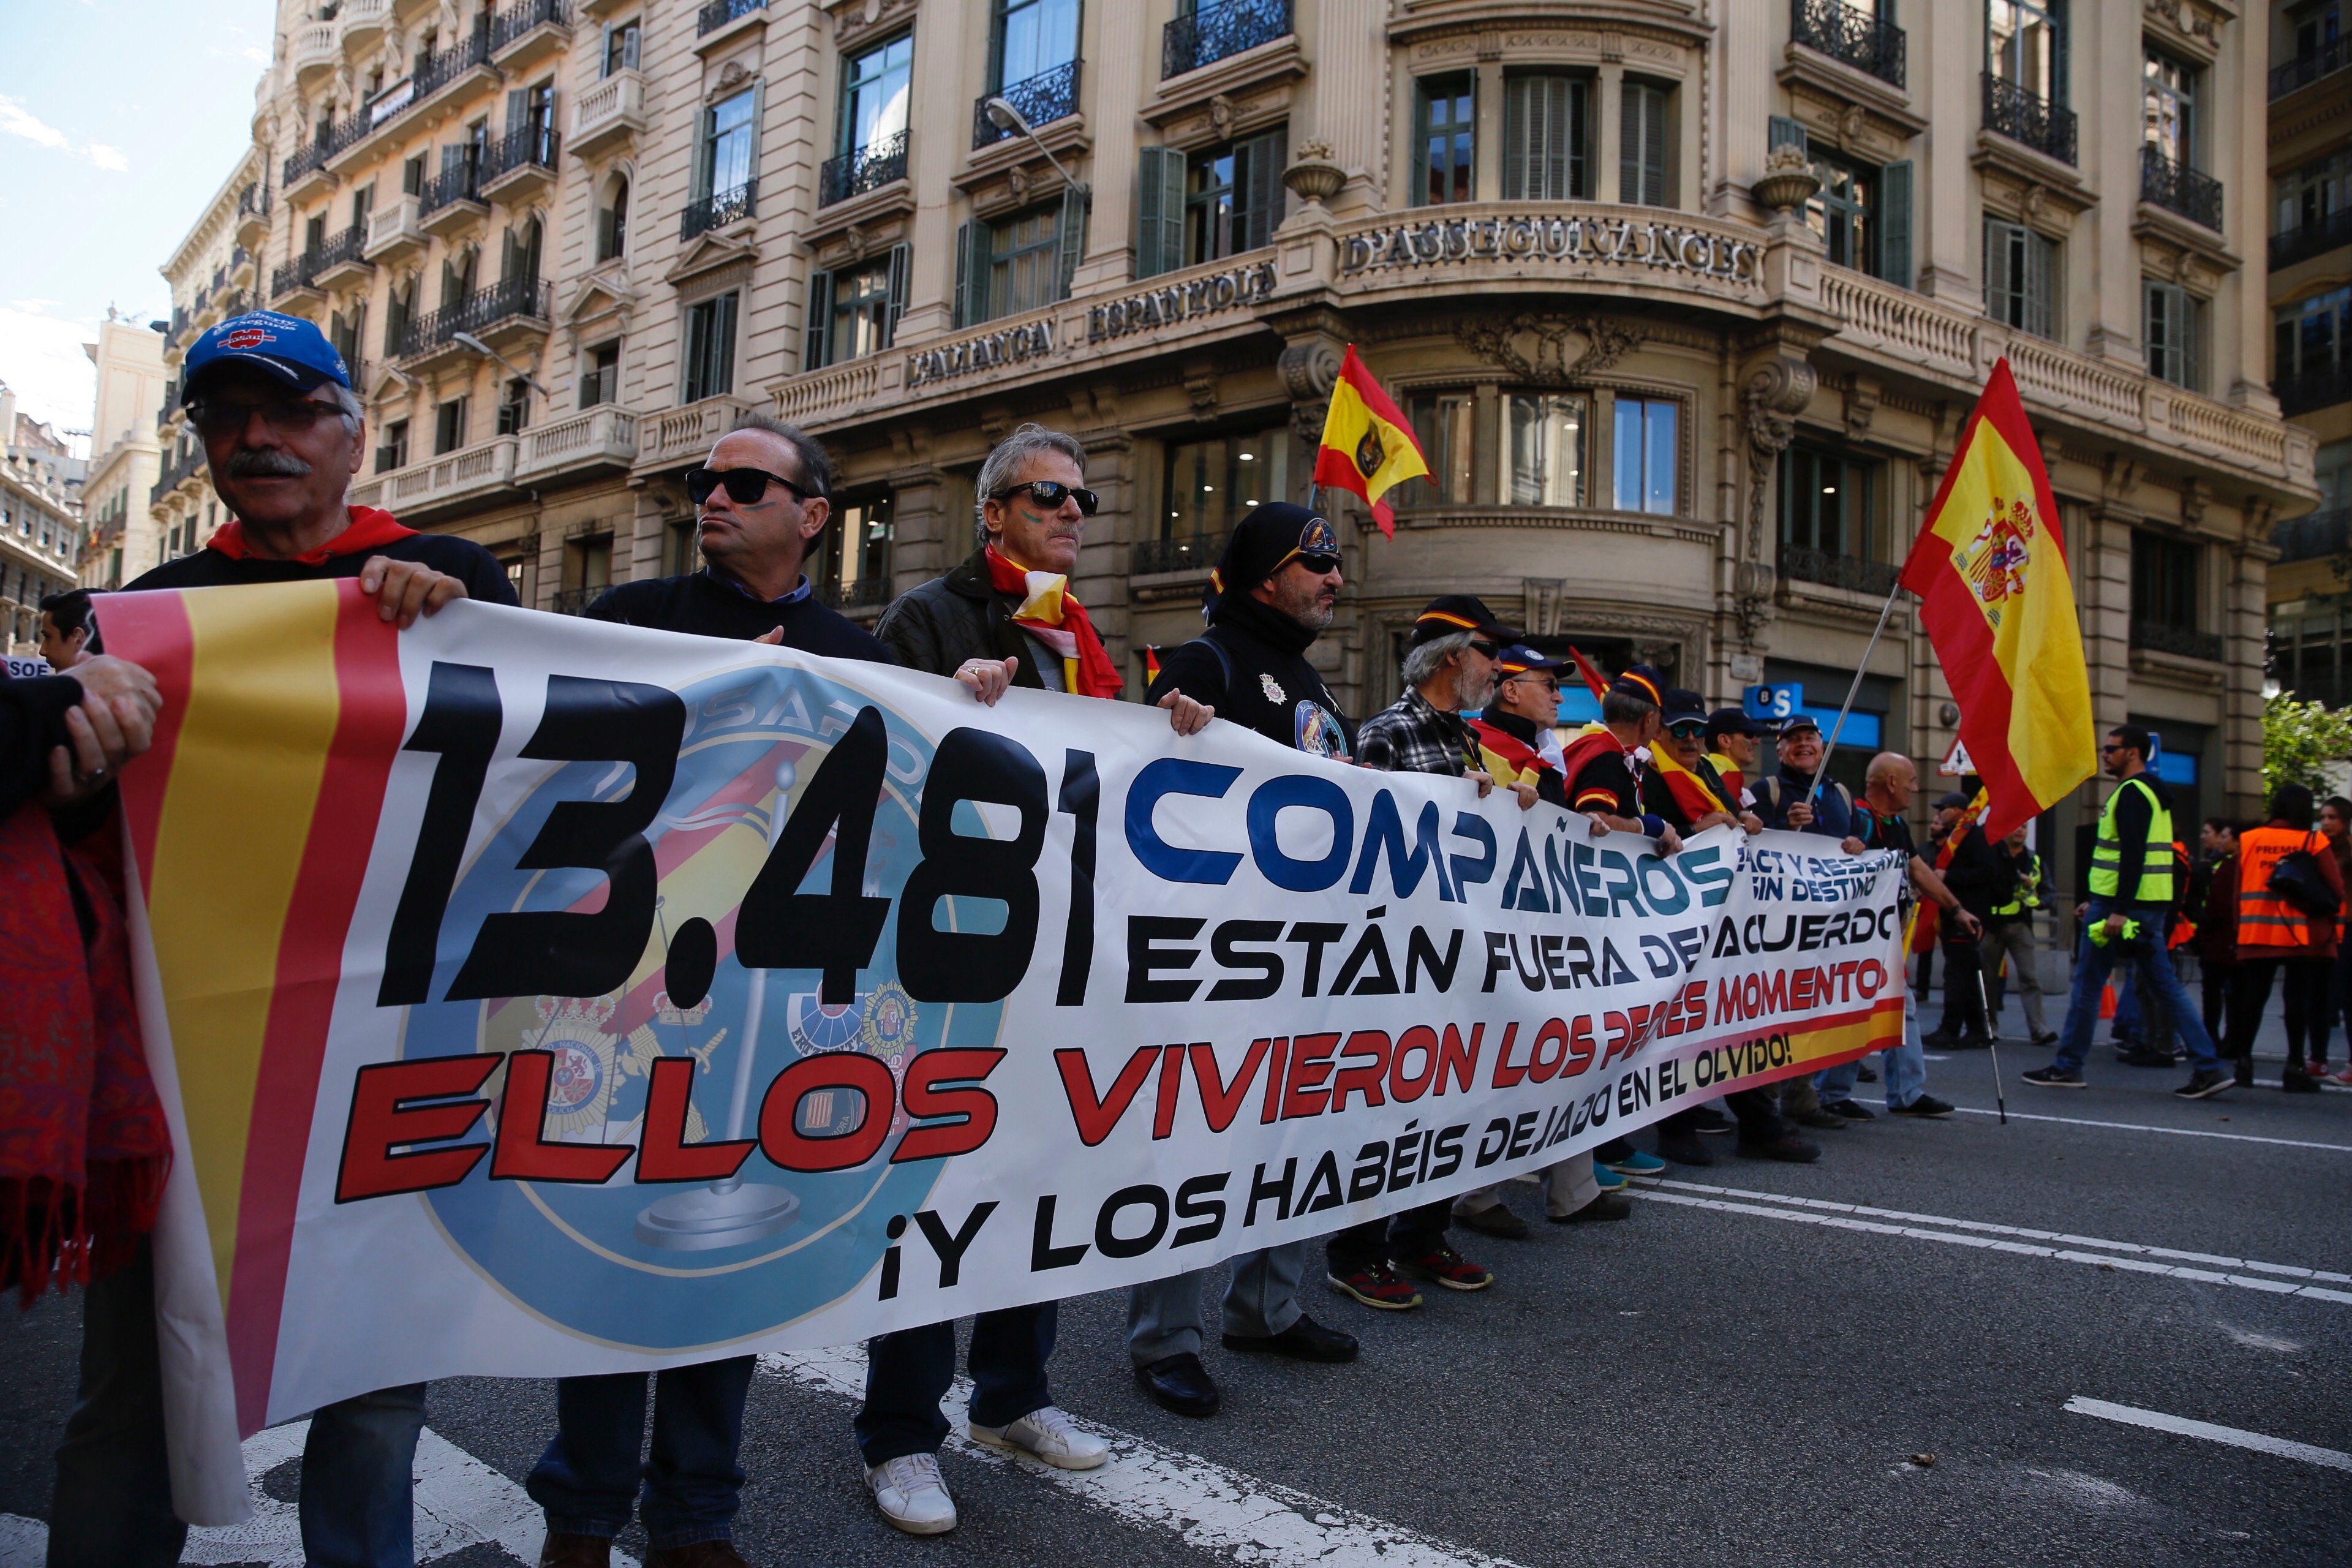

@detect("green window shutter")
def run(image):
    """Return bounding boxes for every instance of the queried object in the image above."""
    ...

[953,218,987,326]
[805,268,834,369]
[505,88,526,135]
[2052,0,2069,106]
[1623,83,1665,206]
[884,242,910,345]
[1879,159,1912,287]
[1768,115,1809,159]
[2026,232,2056,339]
[1503,77,1526,199]
[1411,82,1431,205]
[2185,293,2204,393]
[748,80,766,188]
[1240,127,1285,251]
[1984,220,2012,325]
[1135,145,1185,278]
[1054,182,1088,301]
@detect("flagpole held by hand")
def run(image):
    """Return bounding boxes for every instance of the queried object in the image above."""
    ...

[1806,577,1905,806]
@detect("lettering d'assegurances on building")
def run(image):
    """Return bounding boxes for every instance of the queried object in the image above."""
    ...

[1341,213,1762,284]
[1087,260,1278,344]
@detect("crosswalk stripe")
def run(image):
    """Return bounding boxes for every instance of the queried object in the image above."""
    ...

[2063,1396,2352,1471]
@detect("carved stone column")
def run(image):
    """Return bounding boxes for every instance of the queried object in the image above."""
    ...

[1733,351,1817,643]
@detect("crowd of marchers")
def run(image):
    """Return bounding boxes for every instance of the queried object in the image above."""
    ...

[5,310,2339,1568]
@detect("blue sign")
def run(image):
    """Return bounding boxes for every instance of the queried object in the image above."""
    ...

[1743,684,1803,721]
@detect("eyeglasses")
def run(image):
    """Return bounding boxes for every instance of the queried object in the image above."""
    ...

[1668,722,1707,739]
[687,466,815,508]
[990,480,1099,515]
[2100,742,2127,755]
[1468,638,1502,659]
[186,396,349,439]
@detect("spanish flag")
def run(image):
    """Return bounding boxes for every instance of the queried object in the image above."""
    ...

[1313,345,1428,538]
[1898,360,2094,842]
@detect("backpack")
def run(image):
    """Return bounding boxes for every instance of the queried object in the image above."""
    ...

[2268,832,2342,922]
[1752,775,1852,831]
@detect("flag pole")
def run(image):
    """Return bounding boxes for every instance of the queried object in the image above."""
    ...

[1805,577,1905,806]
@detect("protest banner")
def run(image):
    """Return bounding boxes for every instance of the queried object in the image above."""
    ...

[100,581,1907,1518]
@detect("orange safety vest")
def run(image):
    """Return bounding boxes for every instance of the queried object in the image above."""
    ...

[2235,826,2328,953]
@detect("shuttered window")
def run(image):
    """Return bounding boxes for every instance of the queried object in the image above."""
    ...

[809,244,911,369]
[1185,127,1286,265]
[2144,278,2203,391]
[1504,74,1589,200]
[1135,145,1186,278]
[1416,74,1475,206]
[683,290,739,401]
[1985,219,2058,339]
[1619,81,1668,206]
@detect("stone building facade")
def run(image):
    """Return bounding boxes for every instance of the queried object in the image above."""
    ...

[199,0,2315,894]
[80,314,172,591]
[1,383,85,654]
[2262,0,2352,707]
[150,151,263,578]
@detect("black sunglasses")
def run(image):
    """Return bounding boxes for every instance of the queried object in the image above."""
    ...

[687,466,815,507]
[991,480,1099,515]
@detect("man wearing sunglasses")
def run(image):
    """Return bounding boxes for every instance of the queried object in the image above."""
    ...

[127,311,514,624]
[581,413,889,664]
[1466,646,1571,807]
[530,415,886,1568]
[95,311,511,1568]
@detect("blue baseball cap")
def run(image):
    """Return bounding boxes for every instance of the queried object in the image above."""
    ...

[182,311,352,402]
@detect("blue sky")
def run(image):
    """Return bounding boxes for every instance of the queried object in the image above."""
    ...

[0,0,277,444]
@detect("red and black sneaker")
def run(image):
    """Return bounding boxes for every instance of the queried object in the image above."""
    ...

[1327,1263,1422,1311]
[1401,1245,1494,1292]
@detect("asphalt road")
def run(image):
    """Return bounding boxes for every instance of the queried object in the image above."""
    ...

[6,1016,2348,1568]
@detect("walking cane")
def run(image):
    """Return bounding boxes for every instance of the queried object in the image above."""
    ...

[1972,960,2008,1125]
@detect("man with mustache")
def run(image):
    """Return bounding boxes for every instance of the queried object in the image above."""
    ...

[864,423,1204,1533]
[1121,503,1363,1418]
[97,312,511,1568]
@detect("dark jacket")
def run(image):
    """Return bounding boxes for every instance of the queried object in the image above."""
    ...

[1939,824,2013,920]
[129,529,516,606]
[874,547,1049,684]
[1149,593,1352,760]
[589,570,890,661]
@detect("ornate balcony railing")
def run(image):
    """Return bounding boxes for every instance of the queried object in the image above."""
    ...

[286,26,490,184]
[1133,532,1226,575]
[396,276,552,358]
[549,586,601,616]
[2272,508,2350,567]
[974,59,1082,149]
[2140,145,2222,232]
[2130,619,2223,663]
[696,0,764,37]
[679,179,757,239]
[819,129,909,206]
[237,183,268,221]
[491,0,567,53]
[2272,206,2352,270]
[1983,72,2076,166]
[484,123,560,182]
[1779,544,1901,597]
[412,24,493,100]
[1789,0,1905,89]
[421,159,485,214]
[2271,38,2351,99]
[1163,0,1291,80]
[148,445,206,506]
[2275,361,2352,417]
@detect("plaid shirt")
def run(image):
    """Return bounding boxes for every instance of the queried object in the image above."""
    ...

[1357,687,1477,777]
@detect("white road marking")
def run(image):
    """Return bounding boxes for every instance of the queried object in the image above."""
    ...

[2063,1397,2352,1471]
[1,1422,635,1568]
[1948,1104,2352,1152]
[1625,1178,2352,1305]
[761,1348,1524,1568]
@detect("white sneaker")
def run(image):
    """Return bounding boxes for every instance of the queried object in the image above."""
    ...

[968,1404,1109,1470]
[866,1451,957,1534]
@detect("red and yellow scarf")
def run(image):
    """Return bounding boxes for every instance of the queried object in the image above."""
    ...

[207,504,417,564]
[985,547,1125,700]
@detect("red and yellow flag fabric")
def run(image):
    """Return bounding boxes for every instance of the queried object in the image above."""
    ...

[1898,360,2095,842]
[1313,345,1429,538]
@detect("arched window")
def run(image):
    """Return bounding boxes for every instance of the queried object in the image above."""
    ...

[598,175,630,262]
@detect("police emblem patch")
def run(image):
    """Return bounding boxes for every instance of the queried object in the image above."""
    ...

[1298,515,1338,556]
[1260,673,1286,703]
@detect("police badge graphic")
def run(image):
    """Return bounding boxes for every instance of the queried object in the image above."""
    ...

[396,664,1008,1351]
[1260,673,1287,703]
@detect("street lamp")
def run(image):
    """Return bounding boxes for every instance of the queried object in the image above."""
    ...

[451,330,551,398]
[982,95,1090,258]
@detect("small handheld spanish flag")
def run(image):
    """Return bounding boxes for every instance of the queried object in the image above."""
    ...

[1142,645,1164,687]
[1313,345,1429,538]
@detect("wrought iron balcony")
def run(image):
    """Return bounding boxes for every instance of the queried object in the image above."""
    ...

[490,0,568,55]
[819,129,909,206]
[974,59,1082,149]
[483,123,560,184]
[679,179,757,239]
[696,0,764,37]
[1789,0,1905,89]
[237,183,268,221]
[396,276,552,359]
[421,160,485,215]
[2272,508,2350,566]
[549,586,601,616]
[1779,544,1901,597]
[2140,145,2222,232]
[148,445,206,506]
[2271,38,2352,99]
[2272,206,2352,270]
[2275,361,2352,417]
[1982,72,2076,166]
[2130,619,2223,663]
[1163,0,1291,80]
[412,24,494,101]
[1132,532,1226,576]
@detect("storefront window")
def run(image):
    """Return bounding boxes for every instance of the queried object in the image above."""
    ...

[1406,393,1475,506]
[1161,426,1291,542]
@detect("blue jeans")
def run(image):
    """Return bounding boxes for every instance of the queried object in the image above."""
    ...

[1814,1022,1926,1109]
[526,1359,753,1550]
[46,1240,427,1568]
[2054,900,2219,1073]
[855,1303,1055,1467]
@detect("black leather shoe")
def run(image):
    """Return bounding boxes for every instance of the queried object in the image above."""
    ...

[541,1535,614,1568]
[1736,1133,1821,1163]
[1224,1311,1358,1363]
[1790,1107,1849,1130]
[1135,1352,1221,1416]
[1656,1131,1714,1166]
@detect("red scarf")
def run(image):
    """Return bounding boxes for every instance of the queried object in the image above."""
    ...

[0,806,171,1305]
[984,548,1124,700]
[206,504,417,564]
